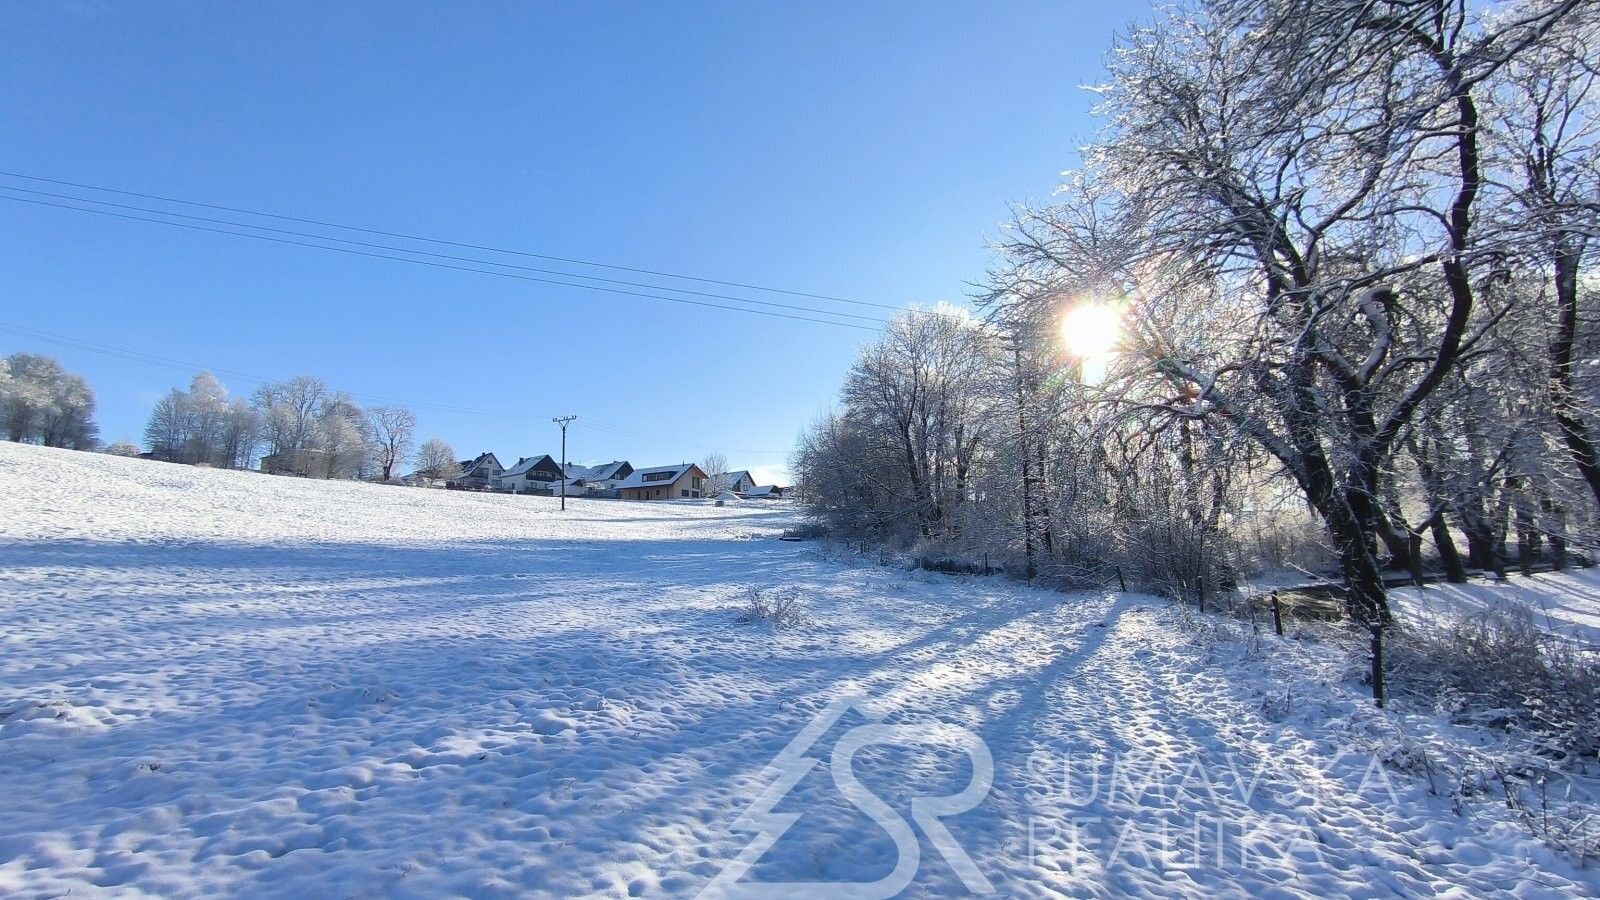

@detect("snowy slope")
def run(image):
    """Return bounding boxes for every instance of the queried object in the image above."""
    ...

[1,441,1596,898]
[1391,570,1600,647]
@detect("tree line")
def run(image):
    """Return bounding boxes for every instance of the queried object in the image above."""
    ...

[0,354,469,485]
[796,0,1599,677]
[143,372,464,482]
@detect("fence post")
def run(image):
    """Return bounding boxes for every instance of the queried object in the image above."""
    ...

[1371,624,1386,708]
[1271,592,1283,636]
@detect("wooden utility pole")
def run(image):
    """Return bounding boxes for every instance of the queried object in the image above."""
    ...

[552,415,577,510]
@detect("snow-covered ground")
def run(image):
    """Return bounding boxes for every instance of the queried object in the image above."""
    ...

[1392,570,1600,647]
[2,441,1597,897]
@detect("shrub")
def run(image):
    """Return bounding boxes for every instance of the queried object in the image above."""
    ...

[736,588,809,628]
[1387,605,1600,760]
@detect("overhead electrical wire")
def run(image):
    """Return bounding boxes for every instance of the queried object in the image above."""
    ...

[0,320,795,455]
[0,169,901,311]
[0,185,890,324]
[0,170,875,453]
[0,192,884,332]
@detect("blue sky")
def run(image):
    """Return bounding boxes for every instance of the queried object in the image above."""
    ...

[1,1,1146,481]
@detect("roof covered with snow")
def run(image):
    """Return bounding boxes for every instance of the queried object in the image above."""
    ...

[458,452,503,473]
[500,454,560,479]
[617,463,700,490]
[565,460,631,482]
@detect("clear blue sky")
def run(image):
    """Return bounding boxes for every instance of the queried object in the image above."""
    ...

[1,1,1146,482]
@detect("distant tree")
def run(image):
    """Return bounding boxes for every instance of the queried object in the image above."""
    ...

[144,389,190,461]
[1,352,98,449]
[143,372,259,467]
[220,398,261,469]
[245,377,379,478]
[701,451,731,496]
[316,392,368,479]
[366,405,417,482]
[252,376,327,456]
[180,372,236,464]
[103,441,142,457]
[413,437,460,486]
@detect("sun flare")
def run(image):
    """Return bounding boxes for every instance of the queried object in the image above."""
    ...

[1060,302,1121,360]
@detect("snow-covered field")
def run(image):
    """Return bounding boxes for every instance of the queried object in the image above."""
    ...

[2,441,1597,898]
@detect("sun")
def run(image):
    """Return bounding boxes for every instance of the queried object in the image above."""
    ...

[1060,302,1121,360]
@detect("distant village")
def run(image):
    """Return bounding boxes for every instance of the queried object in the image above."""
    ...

[0,360,790,503]
[451,453,784,502]
[262,448,787,502]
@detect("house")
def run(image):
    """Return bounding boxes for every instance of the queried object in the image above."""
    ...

[545,477,587,498]
[261,449,332,477]
[450,452,504,490]
[745,485,787,500]
[564,460,634,491]
[723,470,758,494]
[498,454,565,493]
[617,463,710,501]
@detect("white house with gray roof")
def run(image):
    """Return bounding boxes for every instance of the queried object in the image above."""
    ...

[617,463,708,501]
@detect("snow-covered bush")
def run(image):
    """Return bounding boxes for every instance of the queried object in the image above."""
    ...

[1388,606,1600,759]
[1494,762,1600,863]
[736,588,808,628]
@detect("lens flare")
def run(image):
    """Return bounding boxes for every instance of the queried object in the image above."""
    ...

[1060,302,1121,360]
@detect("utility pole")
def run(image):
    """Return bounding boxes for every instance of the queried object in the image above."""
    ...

[552,415,577,510]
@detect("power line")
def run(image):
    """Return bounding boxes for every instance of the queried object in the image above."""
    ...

[0,320,794,455]
[0,184,891,324]
[0,169,901,311]
[0,192,883,332]
[0,321,538,418]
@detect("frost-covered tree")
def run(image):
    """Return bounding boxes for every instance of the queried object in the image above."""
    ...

[794,0,1598,708]
[315,392,368,479]
[219,399,261,470]
[143,389,190,461]
[143,372,259,468]
[245,377,375,479]
[701,451,731,496]
[1484,14,1600,509]
[0,352,98,450]
[253,376,328,457]
[366,405,417,482]
[796,307,999,550]
[413,437,459,486]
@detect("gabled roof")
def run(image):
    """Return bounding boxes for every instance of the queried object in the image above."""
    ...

[617,463,702,490]
[458,452,503,473]
[746,485,784,498]
[565,460,631,481]
[501,454,561,478]
[725,470,755,485]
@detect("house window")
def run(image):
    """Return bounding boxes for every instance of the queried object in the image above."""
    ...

[691,490,700,498]
[692,477,702,489]
[681,489,689,497]
[644,471,674,482]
